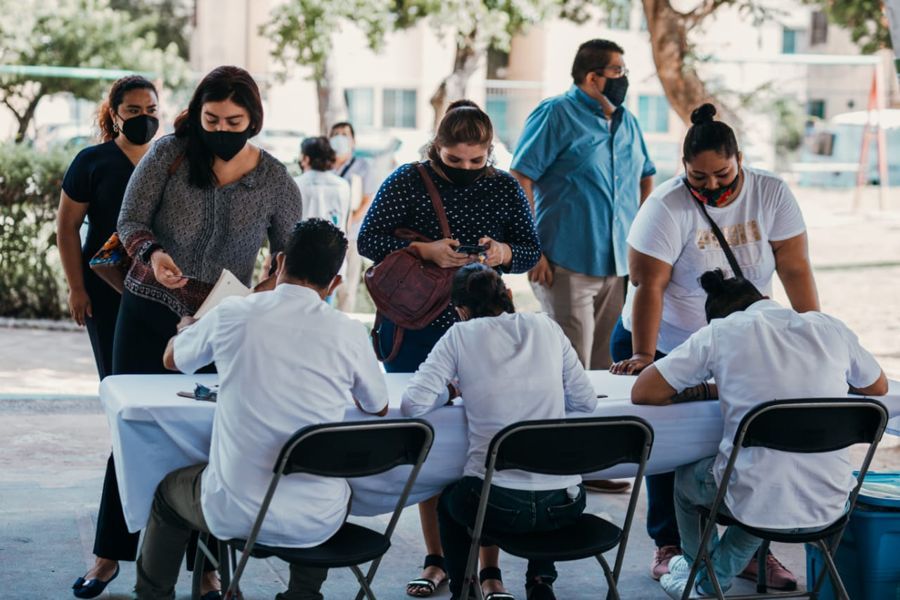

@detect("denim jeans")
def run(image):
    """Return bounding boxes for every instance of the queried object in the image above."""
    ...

[437,477,586,598]
[609,317,678,548]
[674,458,827,595]
[673,457,762,592]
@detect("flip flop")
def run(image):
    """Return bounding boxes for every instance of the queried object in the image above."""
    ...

[72,564,119,599]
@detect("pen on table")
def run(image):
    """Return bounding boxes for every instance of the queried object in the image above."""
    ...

[177,274,198,280]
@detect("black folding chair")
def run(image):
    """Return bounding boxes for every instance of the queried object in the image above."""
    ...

[191,418,434,600]
[680,398,888,600]
[460,416,654,600]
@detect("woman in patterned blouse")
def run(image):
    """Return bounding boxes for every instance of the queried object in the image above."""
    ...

[358,100,540,599]
[106,66,301,599]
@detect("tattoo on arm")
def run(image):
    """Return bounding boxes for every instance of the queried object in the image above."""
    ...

[671,382,712,404]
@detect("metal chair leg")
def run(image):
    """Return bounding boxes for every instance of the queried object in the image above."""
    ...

[596,554,620,600]
[350,564,377,600]
[217,541,231,594]
[816,540,850,600]
[757,540,770,594]
[192,533,212,600]
[702,553,726,600]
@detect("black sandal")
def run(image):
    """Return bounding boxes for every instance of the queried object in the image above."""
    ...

[480,567,515,600]
[406,554,448,597]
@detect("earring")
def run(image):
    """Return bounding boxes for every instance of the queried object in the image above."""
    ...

[113,122,120,133]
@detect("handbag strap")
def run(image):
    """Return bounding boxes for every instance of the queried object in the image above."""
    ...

[695,200,744,279]
[416,163,452,240]
[168,153,185,176]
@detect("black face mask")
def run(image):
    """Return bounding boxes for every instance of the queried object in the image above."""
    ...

[602,75,629,107]
[438,159,486,187]
[120,114,159,145]
[201,128,251,161]
[684,169,742,208]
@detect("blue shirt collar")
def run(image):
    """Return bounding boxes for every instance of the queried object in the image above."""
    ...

[565,84,624,120]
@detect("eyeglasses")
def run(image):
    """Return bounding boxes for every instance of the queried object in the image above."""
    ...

[596,65,629,78]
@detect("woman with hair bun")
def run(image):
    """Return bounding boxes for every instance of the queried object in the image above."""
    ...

[609,103,818,589]
[402,264,597,600]
[358,100,541,597]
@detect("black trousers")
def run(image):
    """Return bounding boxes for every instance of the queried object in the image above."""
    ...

[82,271,121,381]
[94,291,216,568]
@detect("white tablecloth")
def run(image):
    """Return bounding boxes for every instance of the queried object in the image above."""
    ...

[101,372,900,533]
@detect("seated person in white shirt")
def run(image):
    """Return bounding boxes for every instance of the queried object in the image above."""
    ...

[631,269,888,599]
[135,219,389,600]
[401,264,598,600]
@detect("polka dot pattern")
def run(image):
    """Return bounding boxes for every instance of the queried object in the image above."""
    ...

[358,162,541,330]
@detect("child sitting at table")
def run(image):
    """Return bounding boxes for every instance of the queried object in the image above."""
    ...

[631,269,888,599]
[401,263,598,600]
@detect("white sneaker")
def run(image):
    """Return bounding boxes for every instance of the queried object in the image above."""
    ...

[659,571,689,600]
[667,555,691,580]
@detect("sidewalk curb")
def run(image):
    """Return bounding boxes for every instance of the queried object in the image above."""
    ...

[0,317,81,332]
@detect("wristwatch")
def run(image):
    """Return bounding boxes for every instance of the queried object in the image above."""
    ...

[139,242,164,265]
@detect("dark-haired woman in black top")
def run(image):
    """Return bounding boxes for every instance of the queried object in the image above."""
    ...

[57,76,159,598]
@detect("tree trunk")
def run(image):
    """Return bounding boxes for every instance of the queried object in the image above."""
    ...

[430,32,482,130]
[641,0,739,127]
[314,54,347,136]
[9,92,42,144]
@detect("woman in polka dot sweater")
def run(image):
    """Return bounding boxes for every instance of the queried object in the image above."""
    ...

[358,100,540,599]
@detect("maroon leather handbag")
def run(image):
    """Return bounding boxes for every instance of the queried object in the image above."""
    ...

[365,163,455,361]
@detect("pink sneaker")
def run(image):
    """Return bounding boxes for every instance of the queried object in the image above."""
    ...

[651,545,682,580]
[739,553,798,591]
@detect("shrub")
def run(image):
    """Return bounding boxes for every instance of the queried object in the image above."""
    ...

[0,142,75,318]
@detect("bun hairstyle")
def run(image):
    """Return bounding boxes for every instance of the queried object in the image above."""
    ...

[426,100,494,164]
[451,263,515,319]
[97,75,158,142]
[682,103,739,163]
[300,136,336,171]
[173,66,264,189]
[699,269,764,322]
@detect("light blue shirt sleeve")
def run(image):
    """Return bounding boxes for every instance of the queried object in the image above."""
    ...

[636,121,657,179]
[510,101,560,181]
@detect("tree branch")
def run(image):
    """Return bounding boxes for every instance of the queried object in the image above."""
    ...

[686,0,733,29]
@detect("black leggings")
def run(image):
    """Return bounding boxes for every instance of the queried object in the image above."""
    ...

[82,271,121,381]
[93,291,216,568]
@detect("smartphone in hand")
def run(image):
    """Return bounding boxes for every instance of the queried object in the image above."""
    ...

[455,244,488,254]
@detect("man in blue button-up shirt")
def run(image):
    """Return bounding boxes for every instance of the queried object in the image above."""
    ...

[512,39,655,372]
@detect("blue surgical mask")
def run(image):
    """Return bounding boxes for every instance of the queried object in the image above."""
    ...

[329,134,353,157]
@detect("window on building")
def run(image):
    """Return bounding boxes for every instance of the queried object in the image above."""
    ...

[807,99,826,120]
[607,0,631,30]
[383,89,417,128]
[810,11,828,45]
[782,28,799,54]
[344,88,374,128]
[638,95,670,134]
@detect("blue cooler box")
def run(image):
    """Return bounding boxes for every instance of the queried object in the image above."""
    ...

[806,472,900,600]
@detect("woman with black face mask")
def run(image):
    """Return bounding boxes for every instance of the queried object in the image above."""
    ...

[607,103,818,592]
[76,66,300,600]
[58,76,159,382]
[58,76,159,599]
[358,100,540,599]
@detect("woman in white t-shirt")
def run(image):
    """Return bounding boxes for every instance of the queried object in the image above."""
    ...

[294,136,351,234]
[402,263,597,600]
[609,104,820,587]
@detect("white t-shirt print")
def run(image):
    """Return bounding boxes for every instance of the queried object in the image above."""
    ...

[622,167,807,353]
